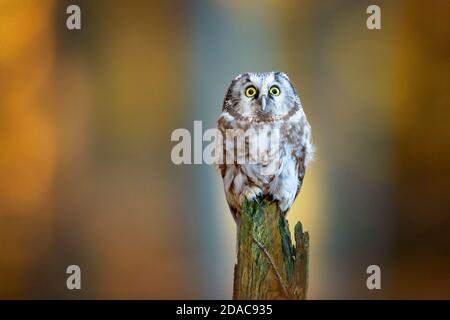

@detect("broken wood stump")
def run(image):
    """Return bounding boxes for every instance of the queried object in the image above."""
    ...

[233,197,309,300]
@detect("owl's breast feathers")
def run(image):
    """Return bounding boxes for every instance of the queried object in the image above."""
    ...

[216,108,313,216]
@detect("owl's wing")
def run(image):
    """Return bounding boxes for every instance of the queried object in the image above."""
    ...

[294,155,306,203]
[216,112,239,221]
[215,113,232,177]
[290,116,314,203]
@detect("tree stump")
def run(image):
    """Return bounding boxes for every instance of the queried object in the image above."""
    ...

[233,197,309,300]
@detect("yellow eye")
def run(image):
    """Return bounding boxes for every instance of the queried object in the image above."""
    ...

[269,86,280,96]
[245,86,257,97]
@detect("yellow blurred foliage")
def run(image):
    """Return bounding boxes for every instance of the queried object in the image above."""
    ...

[0,0,55,215]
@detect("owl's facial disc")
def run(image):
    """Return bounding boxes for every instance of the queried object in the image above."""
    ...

[226,72,298,118]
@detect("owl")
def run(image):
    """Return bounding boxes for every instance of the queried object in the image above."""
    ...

[216,72,314,221]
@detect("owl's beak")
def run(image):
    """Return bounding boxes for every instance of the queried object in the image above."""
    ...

[260,94,267,111]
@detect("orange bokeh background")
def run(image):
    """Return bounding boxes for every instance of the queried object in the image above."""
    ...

[0,0,449,299]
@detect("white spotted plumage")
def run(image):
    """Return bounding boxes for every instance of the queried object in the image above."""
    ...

[216,72,314,221]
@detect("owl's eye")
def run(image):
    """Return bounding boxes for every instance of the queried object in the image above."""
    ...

[245,86,257,97]
[269,86,281,96]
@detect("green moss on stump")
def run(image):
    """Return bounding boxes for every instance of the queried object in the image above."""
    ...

[233,197,309,300]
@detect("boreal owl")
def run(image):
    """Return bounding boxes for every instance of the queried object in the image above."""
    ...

[216,72,314,221]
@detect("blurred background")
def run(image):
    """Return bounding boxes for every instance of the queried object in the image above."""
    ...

[0,0,449,299]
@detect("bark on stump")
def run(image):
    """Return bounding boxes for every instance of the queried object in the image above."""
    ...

[233,197,309,300]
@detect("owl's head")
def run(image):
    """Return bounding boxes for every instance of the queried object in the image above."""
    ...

[222,71,300,119]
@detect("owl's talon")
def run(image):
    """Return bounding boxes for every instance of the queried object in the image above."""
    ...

[240,186,263,206]
[271,192,294,213]
[278,199,290,212]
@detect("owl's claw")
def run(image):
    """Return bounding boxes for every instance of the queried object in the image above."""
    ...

[270,192,294,213]
[278,199,290,212]
[240,186,263,206]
